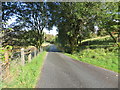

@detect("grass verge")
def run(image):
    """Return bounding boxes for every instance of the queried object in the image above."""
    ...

[2,51,47,88]
[65,48,118,73]
[64,36,119,73]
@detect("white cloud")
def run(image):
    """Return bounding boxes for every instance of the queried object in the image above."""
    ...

[7,17,17,25]
[43,26,58,36]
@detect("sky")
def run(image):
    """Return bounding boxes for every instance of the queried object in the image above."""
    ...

[7,17,58,36]
[43,26,58,36]
[7,17,17,25]
[7,17,99,36]
[7,17,100,36]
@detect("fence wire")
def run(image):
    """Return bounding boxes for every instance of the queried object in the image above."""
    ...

[0,48,39,82]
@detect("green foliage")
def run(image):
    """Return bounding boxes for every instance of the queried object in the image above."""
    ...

[5,45,13,50]
[2,51,47,88]
[45,34,56,43]
[47,2,118,53]
[2,2,119,52]
[0,47,5,61]
[2,2,119,56]
[2,2,47,49]
[0,45,13,62]
[65,36,119,73]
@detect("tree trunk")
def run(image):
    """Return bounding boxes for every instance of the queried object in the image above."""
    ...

[107,31,117,43]
[118,31,120,42]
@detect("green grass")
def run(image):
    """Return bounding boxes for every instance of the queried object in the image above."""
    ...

[65,36,119,73]
[2,51,47,88]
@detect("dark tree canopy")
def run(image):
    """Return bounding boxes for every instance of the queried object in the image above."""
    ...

[2,2,119,52]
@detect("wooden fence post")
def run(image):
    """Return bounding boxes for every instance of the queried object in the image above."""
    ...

[0,64,2,83]
[21,48,25,66]
[34,48,36,57]
[5,51,10,77]
[28,53,31,62]
[5,51,9,63]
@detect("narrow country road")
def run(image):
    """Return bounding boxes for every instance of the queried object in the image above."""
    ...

[36,45,118,88]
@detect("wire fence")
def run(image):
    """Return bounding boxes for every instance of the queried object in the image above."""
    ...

[0,47,41,82]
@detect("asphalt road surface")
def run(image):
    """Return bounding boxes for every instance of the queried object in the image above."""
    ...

[36,45,118,88]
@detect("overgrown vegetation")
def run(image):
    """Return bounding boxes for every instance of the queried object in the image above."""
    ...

[65,36,119,73]
[2,2,119,53]
[2,51,47,88]
[45,34,56,44]
[0,45,12,62]
[48,2,119,53]
[0,2,119,88]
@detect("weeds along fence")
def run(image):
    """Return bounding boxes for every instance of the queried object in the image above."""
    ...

[0,47,41,81]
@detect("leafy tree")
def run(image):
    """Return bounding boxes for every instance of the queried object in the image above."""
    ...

[95,2,119,43]
[46,2,119,53]
[45,34,55,43]
[2,2,119,53]
[2,2,49,50]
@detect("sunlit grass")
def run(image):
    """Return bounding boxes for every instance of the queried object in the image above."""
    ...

[2,51,47,88]
[65,48,118,72]
[65,36,119,73]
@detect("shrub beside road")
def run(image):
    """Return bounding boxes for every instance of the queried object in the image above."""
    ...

[65,36,118,73]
